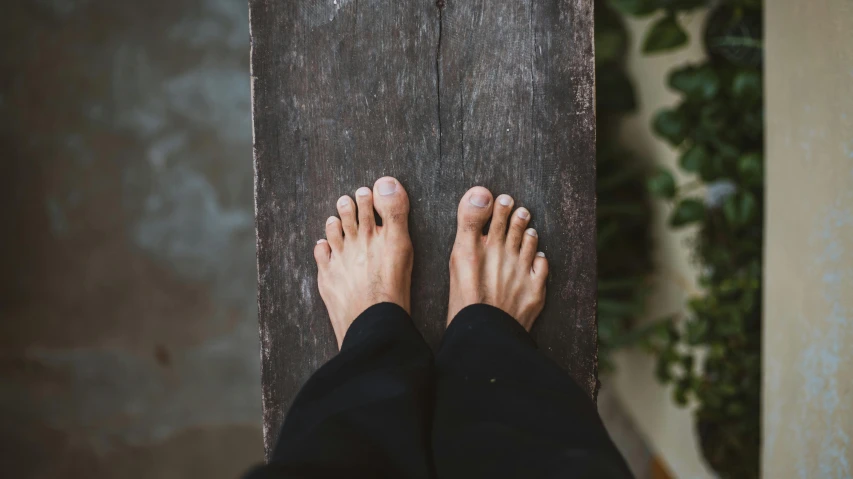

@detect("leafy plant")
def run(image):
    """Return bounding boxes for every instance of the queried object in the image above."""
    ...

[639,2,764,478]
[597,0,764,476]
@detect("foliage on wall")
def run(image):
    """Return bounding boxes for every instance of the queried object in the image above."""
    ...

[599,0,764,477]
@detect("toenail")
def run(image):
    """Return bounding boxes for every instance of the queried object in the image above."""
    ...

[356,187,371,197]
[317,239,328,244]
[498,195,512,206]
[337,197,350,207]
[517,209,530,219]
[526,228,537,237]
[536,251,545,257]
[326,217,338,225]
[378,179,397,196]
[470,192,491,208]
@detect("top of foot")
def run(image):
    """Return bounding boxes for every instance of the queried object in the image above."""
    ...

[447,186,548,331]
[313,177,413,348]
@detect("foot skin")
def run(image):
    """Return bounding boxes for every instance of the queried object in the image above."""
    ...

[447,187,549,331]
[313,177,414,349]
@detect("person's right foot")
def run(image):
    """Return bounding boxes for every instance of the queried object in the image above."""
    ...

[447,187,548,331]
[314,177,413,349]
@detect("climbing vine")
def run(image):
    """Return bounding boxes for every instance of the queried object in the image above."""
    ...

[598,0,764,477]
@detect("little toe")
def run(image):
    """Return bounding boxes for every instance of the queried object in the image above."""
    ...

[372,177,410,236]
[520,228,539,265]
[455,186,493,246]
[314,239,331,266]
[487,194,514,244]
[337,195,358,239]
[325,216,343,251]
[355,187,375,234]
[506,207,531,252]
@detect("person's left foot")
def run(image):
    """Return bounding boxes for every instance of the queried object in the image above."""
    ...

[313,177,414,349]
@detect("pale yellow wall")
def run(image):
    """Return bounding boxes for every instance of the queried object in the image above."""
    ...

[763,1,853,477]
[608,12,716,479]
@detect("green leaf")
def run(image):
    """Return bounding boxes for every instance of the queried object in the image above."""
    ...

[723,195,739,225]
[647,168,677,199]
[653,108,688,145]
[680,145,708,173]
[732,70,762,100]
[737,153,763,184]
[674,383,689,406]
[642,15,689,54]
[595,29,626,64]
[699,102,727,132]
[656,349,677,382]
[609,0,660,16]
[686,319,708,344]
[670,198,705,227]
[596,66,637,113]
[669,64,720,100]
[739,192,757,223]
[723,192,757,227]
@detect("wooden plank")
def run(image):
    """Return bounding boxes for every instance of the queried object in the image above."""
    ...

[250,0,597,457]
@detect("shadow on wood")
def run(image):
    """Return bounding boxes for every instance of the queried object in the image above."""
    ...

[250,0,596,456]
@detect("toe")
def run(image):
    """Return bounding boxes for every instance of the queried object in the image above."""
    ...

[314,239,331,266]
[487,194,514,244]
[455,186,493,246]
[520,228,538,265]
[506,207,531,252]
[355,187,375,234]
[532,251,549,278]
[372,177,410,235]
[325,216,343,251]
[337,195,358,238]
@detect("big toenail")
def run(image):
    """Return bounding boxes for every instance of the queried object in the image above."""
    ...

[470,193,490,207]
[499,195,512,206]
[517,209,530,219]
[337,197,349,207]
[536,251,545,257]
[526,228,537,237]
[378,179,397,196]
[356,187,371,197]
[317,239,328,244]
[327,217,338,224]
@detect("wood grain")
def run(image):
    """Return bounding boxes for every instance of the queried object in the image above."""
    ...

[250,0,597,457]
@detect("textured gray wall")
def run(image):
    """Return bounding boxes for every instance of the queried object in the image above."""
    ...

[0,0,263,476]
[764,0,853,476]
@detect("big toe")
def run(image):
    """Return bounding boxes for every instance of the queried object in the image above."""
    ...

[372,177,410,235]
[455,186,493,245]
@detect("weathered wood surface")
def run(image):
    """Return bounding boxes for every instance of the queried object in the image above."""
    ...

[250,0,597,456]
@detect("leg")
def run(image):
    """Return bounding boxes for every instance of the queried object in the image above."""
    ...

[247,178,434,479]
[433,187,632,479]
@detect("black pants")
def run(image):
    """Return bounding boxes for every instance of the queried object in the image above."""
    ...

[245,303,632,479]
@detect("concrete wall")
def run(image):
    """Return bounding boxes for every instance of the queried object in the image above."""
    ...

[607,13,716,479]
[0,0,263,477]
[763,1,853,477]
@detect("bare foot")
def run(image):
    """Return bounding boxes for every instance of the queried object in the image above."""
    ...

[447,187,548,331]
[313,177,414,348]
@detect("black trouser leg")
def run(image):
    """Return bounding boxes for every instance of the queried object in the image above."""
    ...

[432,304,633,479]
[246,303,434,479]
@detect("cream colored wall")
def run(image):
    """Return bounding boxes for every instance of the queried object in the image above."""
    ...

[607,12,716,479]
[763,1,853,477]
